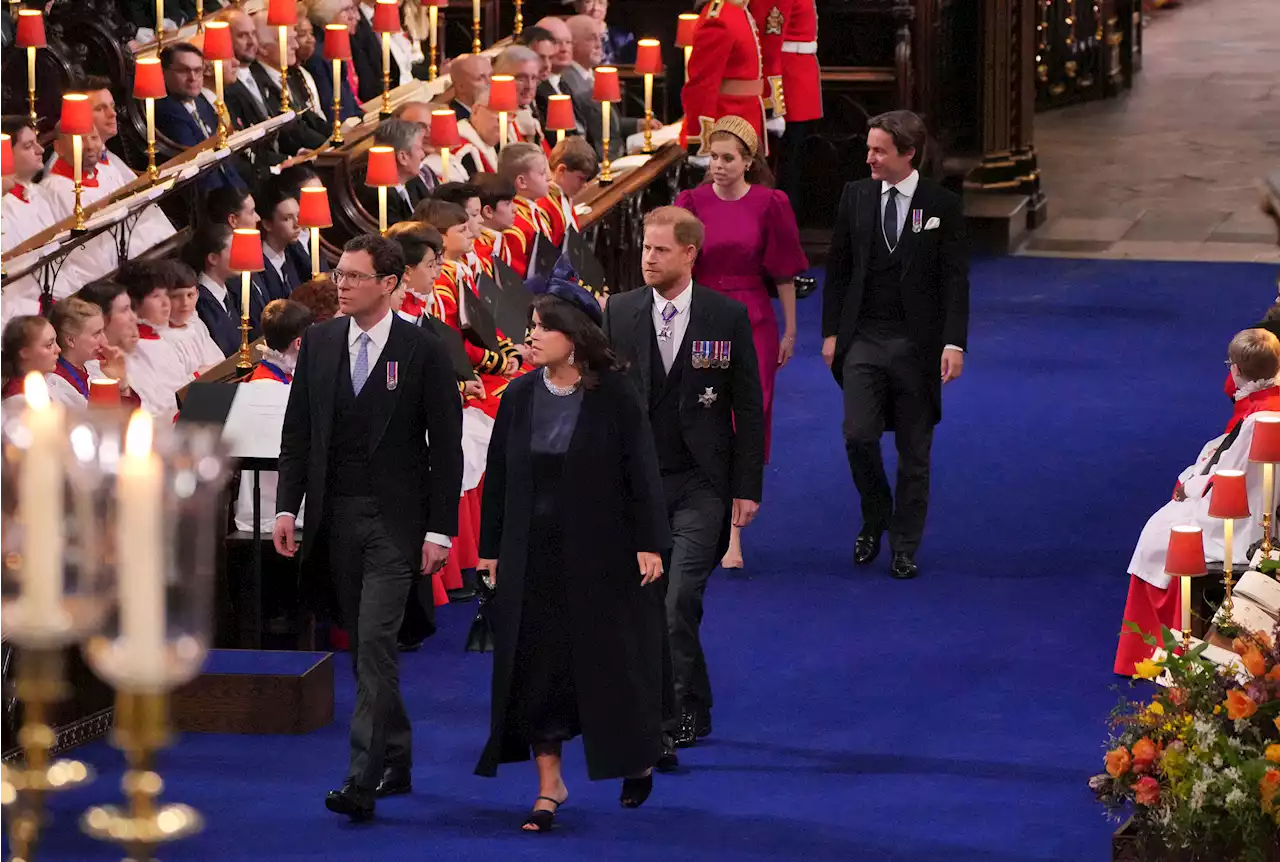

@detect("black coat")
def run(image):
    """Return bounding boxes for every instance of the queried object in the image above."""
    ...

[195,283,240,356]
[277,314,464,609]
[474,369,671,780]
[356,175,429,228]
[351,14,401,105]
[248,61,332,154]
[603,284,765,504]
[821,176,970,420]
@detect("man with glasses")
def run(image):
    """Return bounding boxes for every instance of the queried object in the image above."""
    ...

[154,42,247,189]
[275,233,463,821]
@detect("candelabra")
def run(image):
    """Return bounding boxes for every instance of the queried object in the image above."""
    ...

[61,93,93,233]
[325,24,352,143]
[16,10,45,130]
[373,0,400,118]
[134,57,166,181]
[229,229,264,369]
[634,40,663,154]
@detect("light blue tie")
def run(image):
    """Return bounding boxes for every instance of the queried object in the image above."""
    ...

[352,332,371,395]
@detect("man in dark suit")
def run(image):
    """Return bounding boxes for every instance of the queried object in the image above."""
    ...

[305,25,363,125]
[274,234,463,821]
[447,53,491,122]
[154,43,246,190]
[822,110,970,581]
[603,206,765,761]
[351,0,401,106]
[357,118,431,228]
[249,12,332,154]
[563,15,652,160]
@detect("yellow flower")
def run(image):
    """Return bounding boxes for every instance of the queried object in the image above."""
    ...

[1214,705,1223,715]
[1267,745,1280,764]
[1148,701,1165,716]
[1133,659,1161,680]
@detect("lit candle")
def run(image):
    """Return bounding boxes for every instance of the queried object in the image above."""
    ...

[428,4,437,48]
[20,373,65,627]
[1265,463,1275,551]
[378,185,388,235]
[27,47,36,99]
[382,31,390,81]
[1180,575,1191,641]
[499,111,508,149]
[156,0,164,36]
[240,270,251,321]
[440,146,450,181]
[72,134,82,185]
[214,58,224,108]
[118,410,166,683]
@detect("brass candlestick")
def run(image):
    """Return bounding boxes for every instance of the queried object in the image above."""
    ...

[381,32,392,117]
[642,73,654,153]
[514,0,523,35]
[26,46,38,129]
[2,648,95,862]
[331,59,344,143]
[72,134,86,232]
[196,0,203,31]
[599,103,612,183]
[427,4,438,80]
[471,0,481,53]
[278,27,292,113]
[81,691,203,862]
[1263,462,1275,556]
[145,97,159,181]
[213,59,229,149]
[1223,517,1237,622]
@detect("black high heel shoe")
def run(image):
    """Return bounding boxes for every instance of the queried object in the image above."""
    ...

[521,796,565,833]
[620,773,653,808]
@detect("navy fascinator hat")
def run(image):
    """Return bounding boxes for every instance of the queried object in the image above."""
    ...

[533,255,603,327]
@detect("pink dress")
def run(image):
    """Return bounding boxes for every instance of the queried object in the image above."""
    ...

[675,183,808,460]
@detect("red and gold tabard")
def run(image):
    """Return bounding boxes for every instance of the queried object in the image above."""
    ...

[681,0,766,154]
[775,0,821,122]
[750,0,786,119]
[535,184,579,249]
[500,196,554,279]
[433,258,523,418]
[471,226,507,277]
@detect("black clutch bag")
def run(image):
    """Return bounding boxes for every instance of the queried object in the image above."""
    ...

[465,573,496,653]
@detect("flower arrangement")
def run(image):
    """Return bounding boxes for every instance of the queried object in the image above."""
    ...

[1093,621,1280,860]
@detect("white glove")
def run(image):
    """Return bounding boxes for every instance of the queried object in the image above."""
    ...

[766,116,786,137]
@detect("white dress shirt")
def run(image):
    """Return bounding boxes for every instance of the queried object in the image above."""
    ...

[347,310,452,549]
[651,279,694,353]
[237,65,269,114]
[200,272,232,310]
[264,242,288,282]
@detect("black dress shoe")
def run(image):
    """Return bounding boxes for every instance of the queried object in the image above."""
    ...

[375,766,411,798]
[620,773,653,808]
[854,532,882,565]
[673,708,699,748]
[891,552,919,580]
[656,733,680,773]
[695,709,712,740]
[446,587,476,602]
[396,638,424,652]
[325,781,375,821]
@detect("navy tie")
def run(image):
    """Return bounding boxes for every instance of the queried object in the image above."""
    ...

[884,187,900,251]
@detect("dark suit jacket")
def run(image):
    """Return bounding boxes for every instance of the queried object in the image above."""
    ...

[535,78,587,135]
[305,32,362,123]
[356,176,429,228]
[195,283,241,357]
[278,314,464,577]
[248,62,331,154]
[351,14,402,105]
[450,98,473,122]
[260,244,308,301]
[603,284,765,503]
[821,176,970,401]
[153,95,245,189]
[561,65,640,160]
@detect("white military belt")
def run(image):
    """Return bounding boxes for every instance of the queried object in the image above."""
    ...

[781,41,818,54]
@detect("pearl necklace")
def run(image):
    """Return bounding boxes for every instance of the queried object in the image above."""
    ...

[541,367,581,397]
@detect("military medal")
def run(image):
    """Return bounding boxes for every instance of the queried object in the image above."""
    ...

[698,386,718,407]
[693,341,707,369]
[386,361,399,391]
[912,209,923,234]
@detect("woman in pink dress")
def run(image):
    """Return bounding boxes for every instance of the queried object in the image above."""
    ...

[675,116,808,568]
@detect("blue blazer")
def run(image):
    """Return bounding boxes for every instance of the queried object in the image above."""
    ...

[196,284,241,357]
[305,32,362,124]
[153,95,246,190]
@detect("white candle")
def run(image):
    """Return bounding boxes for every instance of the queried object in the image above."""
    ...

[499,111,508,149]
[117,410,166,683]
[601,99,611,146]
[156,0,164,34]
[441,146,450,181]
[72,135,82,185]
[20,373,65,628]
[1265,463,1275,548]
[378,185,388,235]
[27,47,36,94]
[1180,576,1192,640]
[145,98,155,149]
[214,59,224,112]
[240,271,251,323]
[382,32,390,81]
[428,5,437,48]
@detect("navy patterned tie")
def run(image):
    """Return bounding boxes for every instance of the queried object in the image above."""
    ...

[884,187,900,251]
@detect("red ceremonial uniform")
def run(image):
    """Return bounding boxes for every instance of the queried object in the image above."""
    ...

[433,259,521,419]
[681,0,766,154]
[500,197,554,279]
[535,184,579,249]
[777,0,821,121]
[750,0,786,118]
[472,226,506,276]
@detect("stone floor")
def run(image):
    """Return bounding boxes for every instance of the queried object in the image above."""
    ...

[1022,0,1280,263]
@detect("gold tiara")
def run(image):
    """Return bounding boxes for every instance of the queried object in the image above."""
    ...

[708,115,760,159]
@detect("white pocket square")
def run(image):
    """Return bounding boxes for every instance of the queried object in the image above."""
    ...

[924,217,941,230]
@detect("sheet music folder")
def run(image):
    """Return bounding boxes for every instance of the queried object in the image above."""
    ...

[177,380,288,466]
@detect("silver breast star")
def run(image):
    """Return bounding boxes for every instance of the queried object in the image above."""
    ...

[698,387,718,407]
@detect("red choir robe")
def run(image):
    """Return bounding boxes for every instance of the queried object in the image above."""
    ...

[500,197,554,279]
[536,184,579,249]
[1115,385,1280,675]
[432,258,522,419]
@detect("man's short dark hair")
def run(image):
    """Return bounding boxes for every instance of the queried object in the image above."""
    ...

[183,223,233,273]
[385,221,444,268]
[156,258,198,290]
[76,75,114,94]
[206,185,253,227]
[867,110,928,168]
[118,259,167,307]
[1,115,33,140]
[160,42,204,70]
[260,299,315,351]
[254,179,294,223]
[516,24,555,47]
[73,280,129,320]
[412,199,468,234]
[432,182,480,209]
[275,164,320,200]
[344,233,406,278]
[468,173,517,211]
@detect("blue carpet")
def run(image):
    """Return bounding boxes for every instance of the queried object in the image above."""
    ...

[23,257,1279,861]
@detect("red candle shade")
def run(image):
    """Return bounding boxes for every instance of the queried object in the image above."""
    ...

[133,57,167,100]
[675,13,699,48]
[634,39,663,75]
[1208,470,1251,520]
[1,135,13,178]
[366,145,399,187]
[1250,415,1280,463]
[544,94,575,131]
[429,109,460,148]
[592,66,620,102]
[203,21,234,62]
[229,228,265,272]
[60,94,95,136]
[298,186,332,228]
[1164,525,1207,577]
[267,0,297,27]
[88,378,121,406]
[324,24,352,61]
[373,0,400,33]
[16,10,46,49]
[488,75,518,113]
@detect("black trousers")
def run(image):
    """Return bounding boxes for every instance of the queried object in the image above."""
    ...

[328,495,418,793]
[778,120,813,211]
[659,470,727,717]
[840,328,935,555]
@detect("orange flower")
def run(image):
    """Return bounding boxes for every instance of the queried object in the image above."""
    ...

[1169,687,1188,707]
[1131,737,1158,773]
[1242,647,1267,678]
[1226,689,1259,721]
[1266,745,1280,764]
[1105,747,1132,778]
[1267,665,1280,683]
[1261,770,1280,813]
[1233,636,1252,656]
[1134,776,1161,806]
